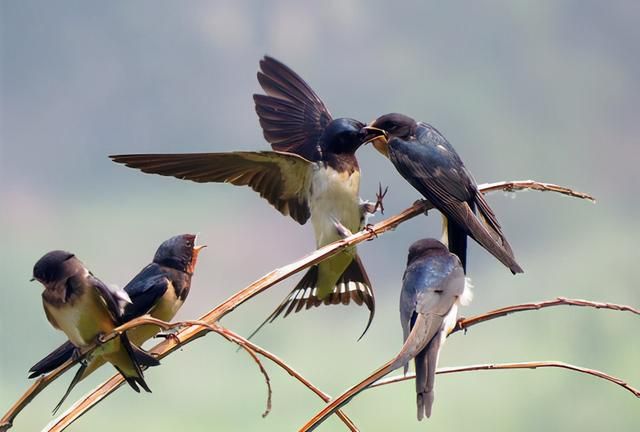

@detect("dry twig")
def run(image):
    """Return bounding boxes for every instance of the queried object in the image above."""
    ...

[369,361,640,397]
[1,180,593,431]
[452,297,640,335]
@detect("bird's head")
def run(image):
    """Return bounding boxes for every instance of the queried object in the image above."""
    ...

[32,251,82,286]
[153,234,206,275]
[321,118,381,154]
[406,239,449,265]
[363,113,417,158]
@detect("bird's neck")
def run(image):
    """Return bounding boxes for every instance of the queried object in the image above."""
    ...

[323,152,359,174]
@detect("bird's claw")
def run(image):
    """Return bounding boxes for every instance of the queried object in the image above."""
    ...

[364,223,378,239]
[413,198,429,215]
[155,331,181,344]
[71,348,87,365]
[374,183,389,215]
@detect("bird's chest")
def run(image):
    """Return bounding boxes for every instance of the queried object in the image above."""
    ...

[128,282,183,346]
[309,166,361,246]
[43,288,113,348]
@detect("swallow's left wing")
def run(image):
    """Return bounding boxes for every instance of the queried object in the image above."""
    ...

[120,264,171,322]
[110,151,313,224]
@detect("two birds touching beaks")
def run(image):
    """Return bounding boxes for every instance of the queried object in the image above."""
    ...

[30,56,523,421]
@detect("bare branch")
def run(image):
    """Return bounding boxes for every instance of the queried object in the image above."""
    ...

[478,180,595,202]
[1,180,592,431]
[452,297,640,335]
[299,296,640,430]
[369,361,640,398]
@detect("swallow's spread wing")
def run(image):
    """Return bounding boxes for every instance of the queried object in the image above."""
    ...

[110,151,313,224]
[120,264,171,322]
[254,56,332,162]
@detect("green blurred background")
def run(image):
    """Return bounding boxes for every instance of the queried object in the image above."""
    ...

[2,1,639,430]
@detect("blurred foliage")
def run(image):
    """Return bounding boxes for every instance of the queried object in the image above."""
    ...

[1,0,639,430]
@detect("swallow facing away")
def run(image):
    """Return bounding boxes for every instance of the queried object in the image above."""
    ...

[109,56,382,337]
[364,113,523,274]
[300,239,471,431]
[32,251,159,412]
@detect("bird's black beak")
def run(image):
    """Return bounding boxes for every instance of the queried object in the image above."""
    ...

[29,277,35,282]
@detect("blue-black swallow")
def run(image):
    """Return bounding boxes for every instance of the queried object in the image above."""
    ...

[300,239,471,430]
[29,234,205,384]
[109,57,381,337]
[32,251,159,412]
[364,113,523,274]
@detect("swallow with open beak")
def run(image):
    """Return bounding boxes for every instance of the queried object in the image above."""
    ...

[109,57,383,337]
[32,251,159,412]
[364,113,523,274]
[29,234,205,410]
[300,239,471,430]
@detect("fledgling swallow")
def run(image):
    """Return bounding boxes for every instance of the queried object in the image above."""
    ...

[109,56,382,338]
[364,113,523,274]
[300,239,471,430]
[29,234,205,386]
[32,251,159,412]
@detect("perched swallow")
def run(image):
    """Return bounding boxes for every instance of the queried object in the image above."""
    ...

[300,239,471,430]
[32,251,159,412]
[110,56,381,337]
[364,113,523,274]
[29,234,205,382]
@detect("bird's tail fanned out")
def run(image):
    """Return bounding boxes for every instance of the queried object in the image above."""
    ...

[245,255,375,342]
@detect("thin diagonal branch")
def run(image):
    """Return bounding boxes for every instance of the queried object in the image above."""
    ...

[1,180,592,431]
[369,361,640,398]
[452,297,640,335]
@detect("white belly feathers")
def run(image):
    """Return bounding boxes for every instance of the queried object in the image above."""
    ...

[309,166,361,247]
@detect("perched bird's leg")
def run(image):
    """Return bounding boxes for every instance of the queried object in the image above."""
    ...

[360,183,389,216]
